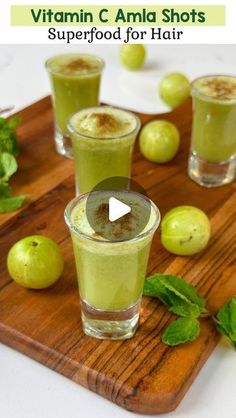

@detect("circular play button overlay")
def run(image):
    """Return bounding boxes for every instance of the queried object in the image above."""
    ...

[86,177,152,241]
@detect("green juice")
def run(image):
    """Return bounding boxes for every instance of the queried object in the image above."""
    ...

[46,54,104,157]
[67,191,159,312]
[68,106,140,194]
[46,53,104,134]
[72,237,151,311]
[191,76,236,163]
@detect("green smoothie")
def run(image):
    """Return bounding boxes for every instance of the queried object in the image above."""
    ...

[68,106,140,194]
[191,76,236,163]
[66,191,159,312]
[46,53,104,157]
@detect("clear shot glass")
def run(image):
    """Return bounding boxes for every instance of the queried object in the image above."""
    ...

[188,75,236,187]
[65,190,160,340]
[45,53,104,159]
[67,106,140,194]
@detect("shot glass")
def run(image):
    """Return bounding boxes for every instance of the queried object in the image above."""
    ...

[45,53,104,158]
[65,190,160,340]
[188,75,236,187]
[67,106,140,194]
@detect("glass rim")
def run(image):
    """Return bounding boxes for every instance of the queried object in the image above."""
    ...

[45,52,105,76]
[64,190,161,244]
[67,105,141,141]
[191,74,236,103]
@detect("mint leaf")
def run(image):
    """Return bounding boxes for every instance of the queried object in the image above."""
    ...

[0,116,20,156]
[166,290,202,317]
[217,305,231,336]
[0,153,17,182]
[216,297,236,347]
[158,274,205,311]
[144,274,205,319]
[169,302,201,318]
[143,274,174,306]
[0,117,23,214]
[144,276,201,318]
[8,116,21,130]
[0,118,7,129]
[0,195,25,213]
[162,317,200,346]
[0,183,11,196]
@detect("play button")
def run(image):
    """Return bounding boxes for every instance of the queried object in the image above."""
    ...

[108,197,131,222]
[85,176,152,241]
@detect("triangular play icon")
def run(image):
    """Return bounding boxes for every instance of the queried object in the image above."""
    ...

[108,197,131,222]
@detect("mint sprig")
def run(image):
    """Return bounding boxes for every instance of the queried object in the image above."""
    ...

[158,274,205,310]
[143,273,205,319]
[0,117,25,213]
[0,195,25,213]
[143,273,236,348]
[162,317,200,346]
[169,302,201,319]
[0,152,18,181]
[216,297,236,349]
[0,116,20,156]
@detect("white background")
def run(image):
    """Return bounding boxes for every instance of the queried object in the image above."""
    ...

[0,44,236,115]
[0,0,236,44]
[0,43,236,418]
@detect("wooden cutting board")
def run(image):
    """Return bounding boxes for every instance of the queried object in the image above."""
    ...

[0,96,236,414]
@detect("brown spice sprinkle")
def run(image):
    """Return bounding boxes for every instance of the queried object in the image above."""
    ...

[59,58,99,75]
[95,203,136,239]
[92,231,102,238]
[201,77,236,100]
[112,213,134,238]
[91,113,121,133]
[95,203,109,223]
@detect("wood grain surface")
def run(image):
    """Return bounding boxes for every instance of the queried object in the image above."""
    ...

[0,96,236,414]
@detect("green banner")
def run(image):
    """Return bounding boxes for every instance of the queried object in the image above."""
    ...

[11,5,225,26]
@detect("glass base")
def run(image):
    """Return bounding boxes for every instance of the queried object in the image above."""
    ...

[80,299,140,340]
[55,126,73,159]
[188,152,236,188]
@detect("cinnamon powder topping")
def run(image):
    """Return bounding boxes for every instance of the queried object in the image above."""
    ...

[199,77,236,100]
[95,203,109,222]
[94,203,136,240]
[59,58,99,75]
[78,111,132,137]
[90,113,120,133]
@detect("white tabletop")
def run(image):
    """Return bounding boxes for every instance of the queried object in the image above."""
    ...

[0,45,236,418]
